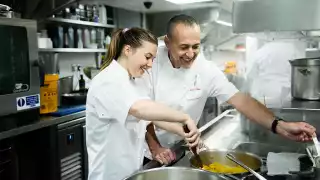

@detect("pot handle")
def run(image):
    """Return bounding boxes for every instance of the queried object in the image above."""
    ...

[298,68,311,76]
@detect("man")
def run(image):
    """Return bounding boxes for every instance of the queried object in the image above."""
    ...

[143,14,316,165]
[245,32,306,99]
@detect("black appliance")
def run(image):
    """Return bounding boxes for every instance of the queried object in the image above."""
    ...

[0,18,40,117]
[0,18,41,132]
[0,138,19,180]
[57,118,86,180]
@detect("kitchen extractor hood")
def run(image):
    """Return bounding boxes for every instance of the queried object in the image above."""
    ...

[232,0,320,33]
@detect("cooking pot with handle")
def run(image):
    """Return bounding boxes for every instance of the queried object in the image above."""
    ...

[189,149,263,178]
[290,57,320,100]
[123,167,228,180]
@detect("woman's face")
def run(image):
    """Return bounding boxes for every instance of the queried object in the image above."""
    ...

[126,41,157,78]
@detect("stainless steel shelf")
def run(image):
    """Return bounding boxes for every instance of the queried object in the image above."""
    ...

[46,18,115,28]
[39,48,106,53]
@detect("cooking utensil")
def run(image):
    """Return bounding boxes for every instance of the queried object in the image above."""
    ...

[226,153,266,180]
[58,76,73,106]
[183,124,203,168]
[313,136,320,156]
[306,147,316,167]
[290,57,320,100]
[189,149,262,176]
[59,76,73,93]
[61,90,87,105]
[124,167,225,180]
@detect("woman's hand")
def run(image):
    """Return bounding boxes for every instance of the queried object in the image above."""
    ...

[184,118,201,148]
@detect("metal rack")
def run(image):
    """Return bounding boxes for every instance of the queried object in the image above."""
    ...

[39,48,106,53]
[46,18,115,28]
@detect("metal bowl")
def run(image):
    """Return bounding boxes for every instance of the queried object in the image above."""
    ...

[189,149,262,176]
[124,167,227,180]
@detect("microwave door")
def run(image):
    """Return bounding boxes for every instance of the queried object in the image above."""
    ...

[0,25,30,95]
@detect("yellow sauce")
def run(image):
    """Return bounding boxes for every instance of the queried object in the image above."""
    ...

[202,162,248,174]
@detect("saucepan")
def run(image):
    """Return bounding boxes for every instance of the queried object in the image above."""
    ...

[189,149,263,179]
[124,167,228,180]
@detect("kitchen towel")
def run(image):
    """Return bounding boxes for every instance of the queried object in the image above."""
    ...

[267,152,304,175]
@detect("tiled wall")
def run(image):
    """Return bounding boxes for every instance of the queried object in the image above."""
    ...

[59,53,97,78]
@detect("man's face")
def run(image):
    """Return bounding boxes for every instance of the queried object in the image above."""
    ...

[165,23,201,69]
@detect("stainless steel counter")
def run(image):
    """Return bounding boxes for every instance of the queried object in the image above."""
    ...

[0,111,85,140]
[272,99,320,111]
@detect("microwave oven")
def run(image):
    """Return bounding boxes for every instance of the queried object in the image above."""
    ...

[0,18,40,117]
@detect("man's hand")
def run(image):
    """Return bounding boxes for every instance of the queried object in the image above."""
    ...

[151,147,176,165]
[184,118,201,148]
[277,121,316,142]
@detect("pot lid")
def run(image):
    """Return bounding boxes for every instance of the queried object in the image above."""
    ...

[290,57,320,66]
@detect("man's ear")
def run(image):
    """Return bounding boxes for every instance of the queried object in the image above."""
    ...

[164,35,170,48]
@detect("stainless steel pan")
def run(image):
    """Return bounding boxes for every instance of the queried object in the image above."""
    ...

[124,167,228,180]
[189,149,262,176]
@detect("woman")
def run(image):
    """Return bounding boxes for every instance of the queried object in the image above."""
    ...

[86,28,200,180]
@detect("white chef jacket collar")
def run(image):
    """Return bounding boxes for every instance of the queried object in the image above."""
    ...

[106,60,131,80]
[166,50,194,74]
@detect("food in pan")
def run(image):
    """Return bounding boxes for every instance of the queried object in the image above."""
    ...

[202,162,248,174]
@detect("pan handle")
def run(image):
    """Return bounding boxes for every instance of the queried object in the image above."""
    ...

[222,174,242,180]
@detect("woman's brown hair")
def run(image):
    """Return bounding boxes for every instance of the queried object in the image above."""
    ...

[101,27,158,70]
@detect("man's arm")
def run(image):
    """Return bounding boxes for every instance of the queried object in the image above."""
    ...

[228,92,316,141]
[145,121,185,151]
[145,123,162,153]
[227,92,274,129]
[145,123,184,164]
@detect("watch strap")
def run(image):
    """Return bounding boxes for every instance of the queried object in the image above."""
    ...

[271,117,283,134]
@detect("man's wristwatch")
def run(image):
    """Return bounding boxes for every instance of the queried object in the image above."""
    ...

[271,116,284,134]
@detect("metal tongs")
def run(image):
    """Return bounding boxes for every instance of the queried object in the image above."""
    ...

[226,153,267,180]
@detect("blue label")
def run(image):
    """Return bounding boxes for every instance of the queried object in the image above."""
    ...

[26,95,40,107]
[16,94,40,111]
[17,98,26,107]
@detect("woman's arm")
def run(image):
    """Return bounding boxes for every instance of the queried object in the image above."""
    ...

[129,99,189,123]
[152,121,184,136]
[129,99,200,147]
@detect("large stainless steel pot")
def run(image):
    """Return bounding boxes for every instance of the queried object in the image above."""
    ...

[290,57,320,100]
[189,149,262,176]
[124,167,226,180]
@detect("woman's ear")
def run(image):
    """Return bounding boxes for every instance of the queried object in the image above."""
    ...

[122,44,131,57]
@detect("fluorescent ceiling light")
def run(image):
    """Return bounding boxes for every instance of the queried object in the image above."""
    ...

[165,0,215,5]
[216,20,232,27]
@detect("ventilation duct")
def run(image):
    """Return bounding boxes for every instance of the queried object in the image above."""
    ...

[233,0,320,33]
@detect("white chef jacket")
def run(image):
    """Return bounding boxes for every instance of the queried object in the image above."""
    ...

[147,45,239,147]
[246,40,306,99]
[86,60,150,180]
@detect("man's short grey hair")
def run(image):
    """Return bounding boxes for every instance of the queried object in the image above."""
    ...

[166,14,199,38]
